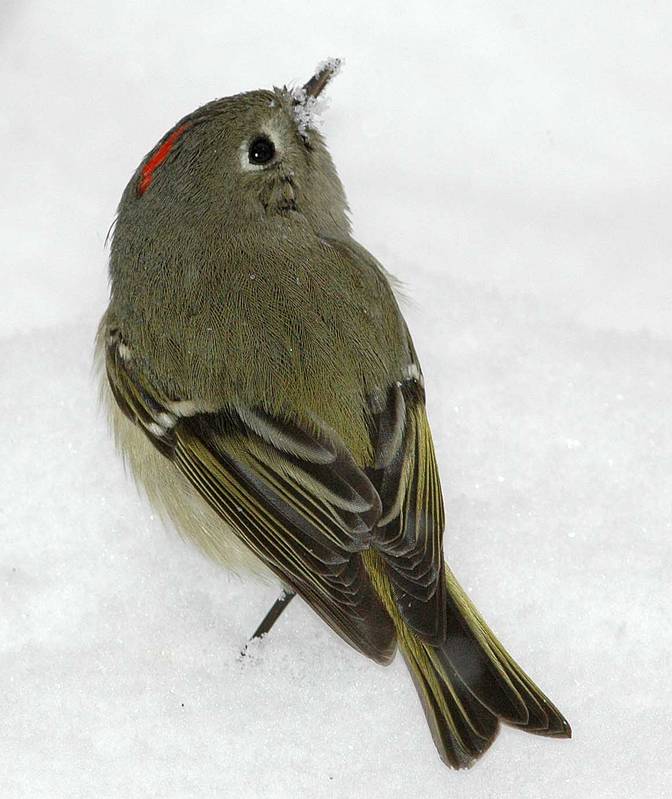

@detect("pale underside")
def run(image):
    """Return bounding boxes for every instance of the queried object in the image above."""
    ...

[96,340,275,581]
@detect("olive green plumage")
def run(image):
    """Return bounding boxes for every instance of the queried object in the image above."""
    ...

[98,60,570,769]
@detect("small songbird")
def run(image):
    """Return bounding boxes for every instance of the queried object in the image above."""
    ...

[97,59,570,768]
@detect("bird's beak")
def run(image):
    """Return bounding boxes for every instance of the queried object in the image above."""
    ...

[301,58,342,99]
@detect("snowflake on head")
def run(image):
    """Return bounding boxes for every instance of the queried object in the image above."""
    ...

[290,58,343,137]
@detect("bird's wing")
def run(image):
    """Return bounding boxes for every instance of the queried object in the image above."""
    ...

[367,374,447,645]
[105,328,396,663]
[307,236,447,644]
[254,230,448,648]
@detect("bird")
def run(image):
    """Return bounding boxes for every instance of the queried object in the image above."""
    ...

[97,59,571,769]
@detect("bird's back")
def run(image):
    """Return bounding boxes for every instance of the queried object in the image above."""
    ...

[108,227,412,465]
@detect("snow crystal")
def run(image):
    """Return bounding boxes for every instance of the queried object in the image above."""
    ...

[290,86,320,135]
[290,57,343,136]
[313,56,343,81]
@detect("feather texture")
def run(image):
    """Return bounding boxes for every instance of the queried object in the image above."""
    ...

[103,298,570,768]
[105,329,395,663]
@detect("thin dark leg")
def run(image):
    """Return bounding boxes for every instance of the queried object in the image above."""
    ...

[250,590,296,639]
[241,590,296,654]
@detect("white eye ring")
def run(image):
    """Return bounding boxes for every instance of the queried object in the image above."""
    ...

[239,140,268,172]
[239,122,284,172]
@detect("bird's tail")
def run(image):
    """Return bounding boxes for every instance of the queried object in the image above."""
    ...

[392,565,571,768]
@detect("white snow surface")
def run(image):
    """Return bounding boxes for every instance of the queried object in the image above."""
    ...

[2,2,671,797]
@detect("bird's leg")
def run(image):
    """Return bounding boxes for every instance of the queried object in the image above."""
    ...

[250,589,296,639]
[241,590,296,654]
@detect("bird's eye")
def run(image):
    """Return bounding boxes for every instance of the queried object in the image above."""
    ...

[248,136,275,165]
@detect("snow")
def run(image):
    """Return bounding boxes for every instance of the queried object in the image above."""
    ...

[2,1,671,797]
[290,58,342,136]
[289,85,321,136]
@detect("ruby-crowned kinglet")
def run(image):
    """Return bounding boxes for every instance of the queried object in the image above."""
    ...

[97,59,570,768]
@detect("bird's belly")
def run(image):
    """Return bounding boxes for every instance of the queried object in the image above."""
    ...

[100,375,277,582]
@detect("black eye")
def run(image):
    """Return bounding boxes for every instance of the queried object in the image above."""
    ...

[248,136,275,165]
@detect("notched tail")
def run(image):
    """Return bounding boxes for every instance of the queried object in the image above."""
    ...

[399,566,571,769]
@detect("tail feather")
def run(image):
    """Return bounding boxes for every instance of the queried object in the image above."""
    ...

[401,638,499,768]
[397,566,571,768]
[444,566,571,738]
